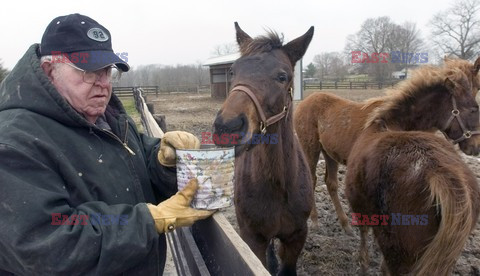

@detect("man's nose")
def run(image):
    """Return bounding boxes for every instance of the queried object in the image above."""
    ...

[94,73,111,87]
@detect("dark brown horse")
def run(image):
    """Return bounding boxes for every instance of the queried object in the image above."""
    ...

[294,57,480,234]
[213,23,314,275]
[345,67,480,275]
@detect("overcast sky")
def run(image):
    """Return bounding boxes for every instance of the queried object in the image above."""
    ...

[0,0,455,71]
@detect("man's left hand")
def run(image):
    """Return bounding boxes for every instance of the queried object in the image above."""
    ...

[158,131,200,167]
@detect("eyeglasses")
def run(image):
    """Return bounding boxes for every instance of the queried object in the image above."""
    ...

[64,62,122,84]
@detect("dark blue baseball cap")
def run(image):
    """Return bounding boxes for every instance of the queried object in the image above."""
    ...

[40,13,130,72]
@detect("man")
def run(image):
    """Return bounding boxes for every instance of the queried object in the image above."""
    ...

[0,13,212,275]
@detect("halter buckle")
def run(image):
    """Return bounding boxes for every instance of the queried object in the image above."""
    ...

[260,121,267,135]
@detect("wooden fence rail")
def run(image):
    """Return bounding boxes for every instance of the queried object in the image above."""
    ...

[303,80,400,90]
[114,85,211,98]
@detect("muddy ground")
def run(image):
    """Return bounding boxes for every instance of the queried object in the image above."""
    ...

[148,89,480,275]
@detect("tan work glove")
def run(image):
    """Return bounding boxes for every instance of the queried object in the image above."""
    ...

[158,131,201,167]
[147,178,214,233]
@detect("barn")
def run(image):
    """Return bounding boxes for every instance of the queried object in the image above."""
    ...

[203,53,305,100]
[203,53,239,99]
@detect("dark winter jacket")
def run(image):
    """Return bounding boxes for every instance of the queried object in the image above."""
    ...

[0,44,177,275]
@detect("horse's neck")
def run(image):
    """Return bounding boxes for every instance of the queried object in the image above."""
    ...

[249,121,293,171]
[383,90,444,132]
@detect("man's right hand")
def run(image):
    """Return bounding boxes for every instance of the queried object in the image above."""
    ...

[146,178,214,233]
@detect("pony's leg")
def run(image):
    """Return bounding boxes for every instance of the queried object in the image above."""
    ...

[277,227,308,276]
[300,137,321,228]
[381,257,391,276]
[359,226,369,275]
[323,151,353,235]
[239,229,270,269]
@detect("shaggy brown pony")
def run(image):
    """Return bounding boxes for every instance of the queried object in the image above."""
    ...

[213,23,314,275]
[346,67,480,275]
[294,57,480,234]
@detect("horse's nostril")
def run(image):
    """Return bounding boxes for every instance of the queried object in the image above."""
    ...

[228,116,245,131]
[214,114,246,134]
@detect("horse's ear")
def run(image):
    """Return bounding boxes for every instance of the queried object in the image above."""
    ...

[282,26,314,66]
[445,77,456,93]
[235,22,253,50]
[473,56,480,75]
[374,119,388,132]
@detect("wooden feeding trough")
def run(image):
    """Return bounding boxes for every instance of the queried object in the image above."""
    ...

[168,214,269,275]
[133,88,269,275]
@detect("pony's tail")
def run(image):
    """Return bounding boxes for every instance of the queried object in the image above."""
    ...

[413,172,475,275]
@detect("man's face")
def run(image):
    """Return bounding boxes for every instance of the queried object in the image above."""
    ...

[45,62,112,124]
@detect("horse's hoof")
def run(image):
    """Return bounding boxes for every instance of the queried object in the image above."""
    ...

[344,225,354,236]
[307,219,320,232]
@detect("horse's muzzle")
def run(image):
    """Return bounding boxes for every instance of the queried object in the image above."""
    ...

[213,113,248,147]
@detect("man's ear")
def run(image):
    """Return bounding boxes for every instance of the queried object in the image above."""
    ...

[41,61,55,82]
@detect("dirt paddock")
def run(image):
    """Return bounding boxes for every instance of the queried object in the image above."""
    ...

[147,89,480,275]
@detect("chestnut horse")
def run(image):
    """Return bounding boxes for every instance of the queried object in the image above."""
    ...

[294,57,480,234]
[346,67,480,275]
[213,23,314,275]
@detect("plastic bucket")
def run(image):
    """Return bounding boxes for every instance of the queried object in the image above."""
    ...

[176,144,235,209]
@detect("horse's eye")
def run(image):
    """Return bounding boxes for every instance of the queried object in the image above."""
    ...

[228,68,234,76]
[277,73,288,83]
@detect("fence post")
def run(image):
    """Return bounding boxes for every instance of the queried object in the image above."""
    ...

[350,81,352,90]
[335,81,337,89]
[147,103,154,114]
[319,81,322,90]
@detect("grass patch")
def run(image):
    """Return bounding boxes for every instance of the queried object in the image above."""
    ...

[120,98,144,132]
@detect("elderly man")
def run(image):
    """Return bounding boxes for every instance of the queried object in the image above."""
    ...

[0,13,212,275]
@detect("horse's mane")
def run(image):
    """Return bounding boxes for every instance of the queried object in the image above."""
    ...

[444,58,476,75]
[365,65,469,128]
[239,31,284,56]
[361,97,386,110]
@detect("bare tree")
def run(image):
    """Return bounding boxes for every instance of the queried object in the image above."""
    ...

[347,17,395,54]
[313,52,334,79]
[430,0,480,59]
[313,52,348,80]
[116,63,209,92]
[389,22,425,77]
[211,43,238,57]
[345,17,397,81]
[345,17,425,80]
[330,55,348,80]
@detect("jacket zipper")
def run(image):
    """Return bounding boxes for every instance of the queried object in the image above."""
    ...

[101,125,136,156]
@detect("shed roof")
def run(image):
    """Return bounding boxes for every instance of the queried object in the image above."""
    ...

[203,53,240,66]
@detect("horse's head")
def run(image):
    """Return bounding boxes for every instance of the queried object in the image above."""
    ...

[440,69,480,155]
[213,22,313,154]
[443,56,480,97]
